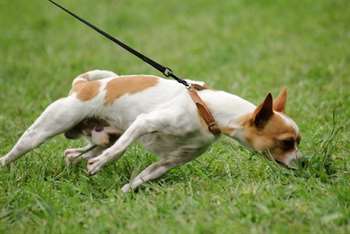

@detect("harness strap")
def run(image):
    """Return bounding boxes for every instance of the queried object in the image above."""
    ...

[188,86,221,135]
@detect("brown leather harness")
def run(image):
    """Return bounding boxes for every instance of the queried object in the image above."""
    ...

[188,84,221,135]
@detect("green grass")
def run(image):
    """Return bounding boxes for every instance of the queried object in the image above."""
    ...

[1,0,350,233]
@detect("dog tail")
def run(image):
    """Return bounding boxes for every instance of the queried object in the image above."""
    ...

[185,79,209,89]
[72,70,118,86]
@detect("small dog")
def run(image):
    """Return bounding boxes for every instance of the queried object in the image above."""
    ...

[0,70,301,192]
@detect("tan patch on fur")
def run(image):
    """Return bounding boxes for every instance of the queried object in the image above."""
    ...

[73,79,86,86]
[71,80,101,101]
[240,113,297,151]
[104,75,159,105]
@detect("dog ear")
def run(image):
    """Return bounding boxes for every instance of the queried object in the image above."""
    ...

[273,87,287,112]
[253,93,274,128]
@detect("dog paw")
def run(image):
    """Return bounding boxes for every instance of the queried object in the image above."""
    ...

[0,157,6,167]
[64,156,80,166]
[87,156,107,175]
[121,183,131,193]
[64,148,81,158]
[64,149,82,166]
[0,156,8,167]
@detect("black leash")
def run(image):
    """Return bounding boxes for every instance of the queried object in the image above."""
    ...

[48,0,190,87]
[76,144,97,158]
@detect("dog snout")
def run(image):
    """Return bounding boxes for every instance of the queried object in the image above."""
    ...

[279,150,302,169]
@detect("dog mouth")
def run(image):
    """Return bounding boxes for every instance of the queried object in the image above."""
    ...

[275,159,298,170]
[263,150,300,170]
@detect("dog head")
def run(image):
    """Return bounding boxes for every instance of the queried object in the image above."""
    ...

[237,88,301,168]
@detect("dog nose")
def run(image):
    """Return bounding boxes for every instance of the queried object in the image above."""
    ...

[287,158,299,170]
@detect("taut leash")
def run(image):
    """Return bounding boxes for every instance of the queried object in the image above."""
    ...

[48,0,221,135]
[48,0,189,88]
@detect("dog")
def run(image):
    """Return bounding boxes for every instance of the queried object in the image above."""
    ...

[0,70,301,192]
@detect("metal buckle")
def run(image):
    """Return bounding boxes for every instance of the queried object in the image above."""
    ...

[208,122,221,135]
[163,67,173,77]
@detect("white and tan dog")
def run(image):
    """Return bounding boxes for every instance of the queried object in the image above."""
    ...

[0,70,301,192]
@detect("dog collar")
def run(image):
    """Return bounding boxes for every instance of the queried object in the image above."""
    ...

[188,85,221,135]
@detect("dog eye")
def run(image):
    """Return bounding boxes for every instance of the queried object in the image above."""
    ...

[281,139,295,150]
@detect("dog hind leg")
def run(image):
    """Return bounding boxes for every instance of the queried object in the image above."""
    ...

[0,97,87,166]
[121,156,192,192]
[64,143,94,165]
[65,145,104,165]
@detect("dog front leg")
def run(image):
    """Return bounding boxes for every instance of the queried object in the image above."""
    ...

[121,157,191,193]
[0,97,85,166]
[87,112,168,175]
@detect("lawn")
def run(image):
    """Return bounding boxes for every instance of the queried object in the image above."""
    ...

[0,0,349,233]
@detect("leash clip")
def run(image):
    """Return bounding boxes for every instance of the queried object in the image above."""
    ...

[163,67,173,77]
[164,67,191,88]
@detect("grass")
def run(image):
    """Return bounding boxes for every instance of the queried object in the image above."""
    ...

[0,0,349,233]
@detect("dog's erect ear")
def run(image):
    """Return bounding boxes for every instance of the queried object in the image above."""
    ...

[253,93,274,128]
[273,87,287,112]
